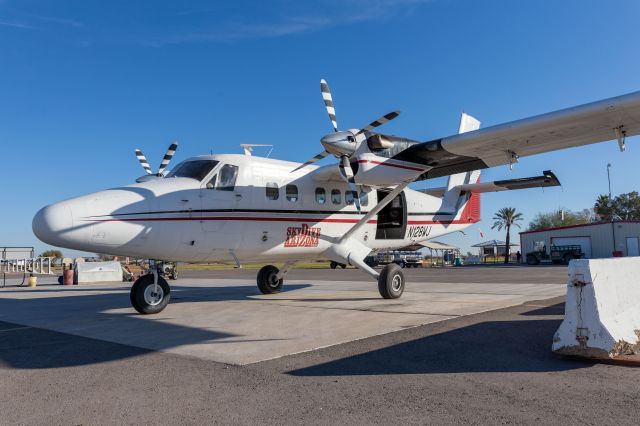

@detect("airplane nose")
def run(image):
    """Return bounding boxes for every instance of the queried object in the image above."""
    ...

[32,202,74,245]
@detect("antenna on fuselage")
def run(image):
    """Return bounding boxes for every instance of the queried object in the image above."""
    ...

[240,144,273,156]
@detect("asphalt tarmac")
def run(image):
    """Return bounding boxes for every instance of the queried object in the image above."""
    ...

[1,265,638,425]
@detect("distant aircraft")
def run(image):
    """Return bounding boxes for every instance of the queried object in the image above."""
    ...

[33,79,639,314]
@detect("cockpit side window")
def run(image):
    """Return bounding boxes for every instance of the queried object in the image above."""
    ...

[166,160,219,181]
[214,164,239,191]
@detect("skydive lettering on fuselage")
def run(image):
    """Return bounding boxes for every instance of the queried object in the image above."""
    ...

[284,224,321,248]
[407,225,432,239]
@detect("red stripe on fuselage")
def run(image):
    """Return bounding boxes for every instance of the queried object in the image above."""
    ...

[85,216,378,224]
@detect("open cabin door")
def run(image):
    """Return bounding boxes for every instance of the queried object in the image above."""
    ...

[375,190,406,240]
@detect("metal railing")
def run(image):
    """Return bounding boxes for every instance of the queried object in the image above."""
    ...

[1,257,54,275]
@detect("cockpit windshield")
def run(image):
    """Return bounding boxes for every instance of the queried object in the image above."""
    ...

[166,160,219,181]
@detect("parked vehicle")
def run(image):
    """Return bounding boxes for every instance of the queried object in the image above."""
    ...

[369,251,423,268]
[526,244,583,265]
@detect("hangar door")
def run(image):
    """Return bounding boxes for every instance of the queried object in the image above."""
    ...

[551,237,592,258]
[627,237,640,257]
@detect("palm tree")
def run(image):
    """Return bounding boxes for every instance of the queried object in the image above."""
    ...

[491,207,523,263]
[594,194,613,220]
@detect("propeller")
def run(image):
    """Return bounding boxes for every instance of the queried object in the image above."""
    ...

[354,111,401,136]
[292,79,401,212]
[134,142,179,182]
[135,149,153,175]
[157,142,178,176]
[293,79,400,173]
[339,155,362,212]
[320,79,338,132]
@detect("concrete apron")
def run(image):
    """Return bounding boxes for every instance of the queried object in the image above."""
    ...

[0,278,566,365]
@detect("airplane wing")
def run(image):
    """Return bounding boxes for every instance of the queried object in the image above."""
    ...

[419,170,560,197]
[393,91,640,179]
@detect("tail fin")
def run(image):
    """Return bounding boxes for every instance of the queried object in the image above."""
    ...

[440,113,482,222]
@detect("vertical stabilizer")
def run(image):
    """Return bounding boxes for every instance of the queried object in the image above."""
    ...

[440,113,482,220]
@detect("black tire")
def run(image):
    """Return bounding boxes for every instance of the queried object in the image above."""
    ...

[526,255,539,265]
[257,265,283,294]
[378,263,405,299]
[130,274,171,315]
[330,261,338,269]
[340,263,346,269]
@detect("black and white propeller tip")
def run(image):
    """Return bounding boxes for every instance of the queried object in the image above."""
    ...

[135,149,153,175]
[320,79,337,132]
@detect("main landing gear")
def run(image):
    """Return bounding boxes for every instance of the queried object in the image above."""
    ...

[254,261,406,300]
[377,263,405,299]
[256,265,284,294]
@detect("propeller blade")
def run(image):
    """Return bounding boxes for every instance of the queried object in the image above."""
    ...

[320,79,338,132]
[135,149,153,175]
[157,142,178,176]
[291,150,330,173]
[339,155,361,213]
[355,111,400,136]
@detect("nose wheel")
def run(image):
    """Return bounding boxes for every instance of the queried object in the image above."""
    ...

[130,273,171,314]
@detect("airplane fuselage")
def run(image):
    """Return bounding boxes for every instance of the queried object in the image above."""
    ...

[33,154,479,263]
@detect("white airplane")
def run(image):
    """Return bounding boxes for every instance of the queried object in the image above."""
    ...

[33,80,640,315]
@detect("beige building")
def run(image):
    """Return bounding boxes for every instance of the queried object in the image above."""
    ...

[519,221,640,259]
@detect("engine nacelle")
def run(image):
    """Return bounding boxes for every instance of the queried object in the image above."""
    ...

[354,154,427,187]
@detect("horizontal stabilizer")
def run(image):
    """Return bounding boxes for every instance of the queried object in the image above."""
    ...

[457,170,560,193]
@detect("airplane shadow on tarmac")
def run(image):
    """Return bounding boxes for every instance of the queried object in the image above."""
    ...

[0,284,309,369]
[288,302,593,376]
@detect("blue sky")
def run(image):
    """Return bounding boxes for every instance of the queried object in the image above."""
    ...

[1,0,639,258]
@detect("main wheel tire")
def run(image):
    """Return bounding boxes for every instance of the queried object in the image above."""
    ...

[340,263,347,269]
[130,274,171,315]
[330,261,338,269]
[257,265,283,294]
[378,263,405,299]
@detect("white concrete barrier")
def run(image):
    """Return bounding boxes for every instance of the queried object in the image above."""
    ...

[553,258,640,361]
[75,261,123,283]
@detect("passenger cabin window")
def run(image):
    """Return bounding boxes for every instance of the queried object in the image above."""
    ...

[360,191,369,206]
[331,189,341,205]
[345,190,354,205]
[166,160,219,181]
[206,164,238,191]
[266,182,279,200]
[315,188,326,204]
[286,184,299,202]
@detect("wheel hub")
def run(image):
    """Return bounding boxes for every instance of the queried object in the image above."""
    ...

[268,273,280,288]
[144,284,164,306]
[391,274,403,292]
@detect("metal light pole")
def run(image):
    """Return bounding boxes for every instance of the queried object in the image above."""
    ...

[607,163,617,255]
